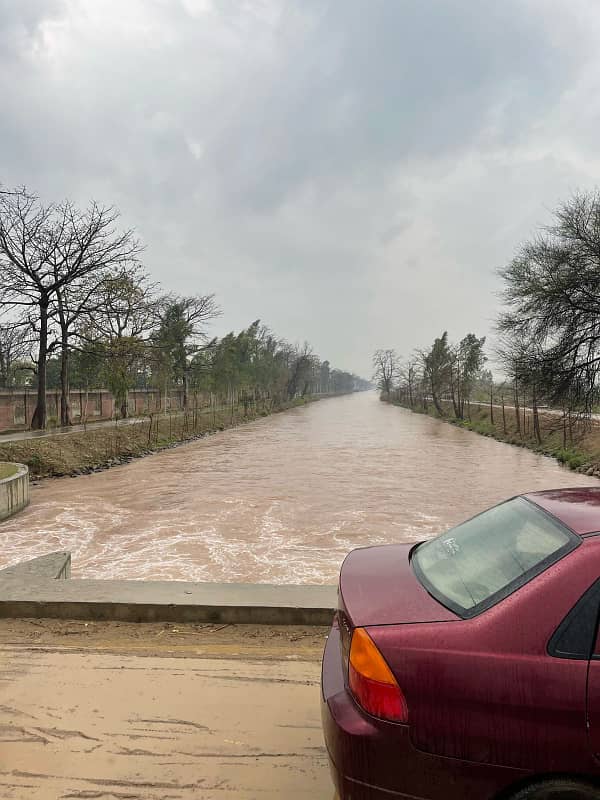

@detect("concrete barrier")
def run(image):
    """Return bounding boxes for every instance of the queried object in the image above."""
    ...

[0,463,29,522]
[0,552,337,625]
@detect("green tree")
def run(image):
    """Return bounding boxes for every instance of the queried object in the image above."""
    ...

[152,294,219,408]
[422,333,452,416]
[451,334,486,419]
[86,266,157,417]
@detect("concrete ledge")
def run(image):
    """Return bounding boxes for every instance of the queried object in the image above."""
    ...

[0,551,71,581]
[0,553,337,625]
[0,463,29,521]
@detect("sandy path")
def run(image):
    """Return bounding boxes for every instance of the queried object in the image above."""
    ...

[0,620,333,800]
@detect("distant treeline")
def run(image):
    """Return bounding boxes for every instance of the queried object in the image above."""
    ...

[0,186,369,429]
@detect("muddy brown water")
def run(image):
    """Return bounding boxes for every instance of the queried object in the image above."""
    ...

[0,392,597,582]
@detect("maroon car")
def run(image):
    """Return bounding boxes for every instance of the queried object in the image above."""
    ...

[321,488,600,800]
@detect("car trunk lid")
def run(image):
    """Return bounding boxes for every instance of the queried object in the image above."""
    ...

[339,543,458,627]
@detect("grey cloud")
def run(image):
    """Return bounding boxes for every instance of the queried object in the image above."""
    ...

[204,0,588,211]
[0,0,65,47]
[1,0,600,375]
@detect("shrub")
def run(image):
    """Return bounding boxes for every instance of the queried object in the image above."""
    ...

[554,448,585,470]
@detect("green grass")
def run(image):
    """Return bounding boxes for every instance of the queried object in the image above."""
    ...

[552,448,587,471]
[456,418,496,436]
[0,463,18,480]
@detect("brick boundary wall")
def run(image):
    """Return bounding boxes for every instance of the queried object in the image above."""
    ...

[0,388,188,433]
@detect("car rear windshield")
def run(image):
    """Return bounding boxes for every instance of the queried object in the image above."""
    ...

[411,497,579,618]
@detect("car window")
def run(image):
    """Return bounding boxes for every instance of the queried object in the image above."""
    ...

[548,578,600,660]
[412,497,579,618]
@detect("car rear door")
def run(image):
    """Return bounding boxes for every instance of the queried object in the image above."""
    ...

[581,581,600,759]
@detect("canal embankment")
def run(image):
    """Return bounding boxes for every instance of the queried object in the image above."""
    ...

[0,395,329,480]
[385,396,600,477]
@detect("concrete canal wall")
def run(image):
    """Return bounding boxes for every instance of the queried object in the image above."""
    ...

[0,552,337,625]
[0,463,29,522]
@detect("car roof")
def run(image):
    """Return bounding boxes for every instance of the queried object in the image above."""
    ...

[524,487,600,535]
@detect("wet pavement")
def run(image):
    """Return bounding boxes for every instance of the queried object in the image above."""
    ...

[0,620,332,799]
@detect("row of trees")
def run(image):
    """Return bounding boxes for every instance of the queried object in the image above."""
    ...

[373,334,488,420]
[0,187,368,429]
[374,190,600,447]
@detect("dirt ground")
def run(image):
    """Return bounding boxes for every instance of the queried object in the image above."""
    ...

[0,619,334,800]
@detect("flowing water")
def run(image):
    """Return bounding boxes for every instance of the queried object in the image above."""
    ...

[0,392,597,583]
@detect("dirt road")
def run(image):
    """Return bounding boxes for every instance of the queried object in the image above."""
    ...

[0,620,333,799]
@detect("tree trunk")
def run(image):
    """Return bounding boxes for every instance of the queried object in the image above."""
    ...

[431,387,444,416]
[450,367,460,418]
[31,295,49,430]
[532,384,542,445]
[489,384,494,426]
[514,379,521,436]
[60,331,72,427]
[501,395,506,434]
[568,410,574,446]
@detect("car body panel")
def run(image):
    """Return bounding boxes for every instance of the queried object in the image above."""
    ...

[368,537,600,770]
[322,489,600,799]
[525,487,600,535]
[322,622,529,800]
[587,660,600,762]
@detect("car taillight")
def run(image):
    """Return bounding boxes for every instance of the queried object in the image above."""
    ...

[348,627,408,723]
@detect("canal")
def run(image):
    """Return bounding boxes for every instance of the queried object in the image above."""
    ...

[0,392,596,582]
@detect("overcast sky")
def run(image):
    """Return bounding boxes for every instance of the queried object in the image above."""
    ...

[2,0,600,377]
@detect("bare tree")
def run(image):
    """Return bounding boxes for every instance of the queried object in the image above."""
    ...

[498,190,600,411]
[0,189,142,428]
[52,202,142,425]
[0,191,56,427]
[0,322,31,388]
[398,358,419,408]
[372,349,400,396]
[287,342,316,399]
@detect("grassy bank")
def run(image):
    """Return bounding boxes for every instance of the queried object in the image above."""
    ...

[387,398,600,478]
[0,396,320,480]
